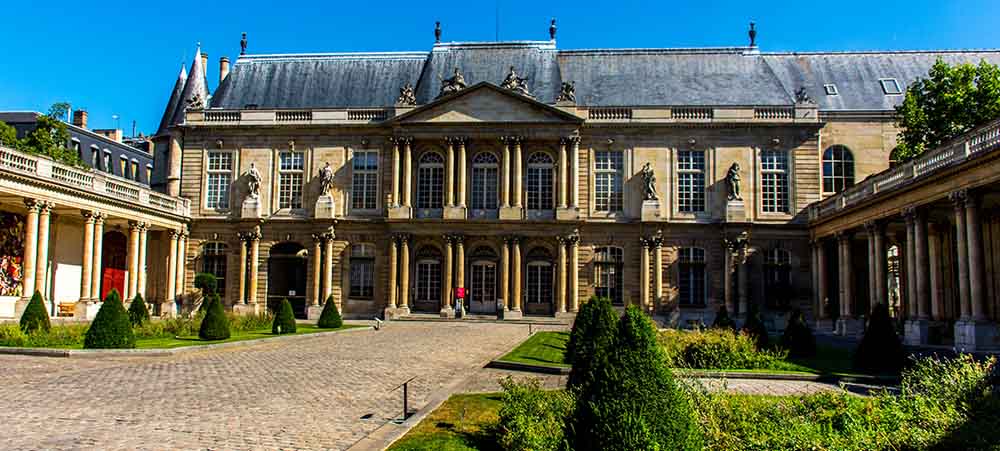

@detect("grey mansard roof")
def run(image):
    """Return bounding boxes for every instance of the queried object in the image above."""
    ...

[195,40,1000,113]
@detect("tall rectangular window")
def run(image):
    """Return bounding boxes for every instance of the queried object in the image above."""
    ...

[678,247,706,306]
[761,150,790,213]
[206,152,232,209]
[594,246,624,305]
[594,151,623,212]
[764,249,792,309]
[202,242,228,298]
[278,151,304,209]
[349,244,375,299]
[351,151,378,211]
[677,150,705,212]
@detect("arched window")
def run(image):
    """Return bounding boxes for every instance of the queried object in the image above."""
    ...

[525,247,553,311]
[678,247,706,306]
[822,145,855,193]
[763,248,791,309]
[526,152,554,211]
[594,246,624,305]
[415,246,442,303]
[349,244,375,299]
[470,152,499,210]
[417,152,444,209]
[201,242,228,297]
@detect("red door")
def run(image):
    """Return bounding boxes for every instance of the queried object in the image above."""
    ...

[101,232,127,300]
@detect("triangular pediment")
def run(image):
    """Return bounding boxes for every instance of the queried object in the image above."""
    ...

[394,83,583,124]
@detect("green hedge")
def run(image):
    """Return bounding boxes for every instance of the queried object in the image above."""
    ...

[659,329,787,370]
[127,293,150,327]
[198,295,231,340]
[272,299,296,334]
[84,290,136,349]
[316,295,343,328]
[497,377,574,451]
[19,291,51,334]
[711,305,737,330]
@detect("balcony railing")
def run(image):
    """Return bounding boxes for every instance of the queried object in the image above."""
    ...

[0,145,190,217]
[811,118,1000,221]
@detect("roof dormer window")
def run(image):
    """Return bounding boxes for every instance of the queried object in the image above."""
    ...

[880,78,903,95]
[823,84,839,96]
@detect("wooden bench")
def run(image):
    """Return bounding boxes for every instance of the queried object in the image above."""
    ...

[57,303,75,317]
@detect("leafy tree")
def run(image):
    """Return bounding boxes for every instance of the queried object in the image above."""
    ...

[855,303,905,374]
[895,59,1000,161]
[47,102,70,121]
[19,291,51,334]
[199,294,231,340]
[0,120,16,147]
[19,114,81,166]
[566,296,618,393]
[272,298,296,334]
[571,306,702,451]
[127,293,150,326]
[316,294,343,328]
[84,290,136,349]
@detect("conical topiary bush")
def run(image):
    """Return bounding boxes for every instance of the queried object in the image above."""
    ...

[127,293,150,327]
[272,298,297,334]
[19,291,51,334]
[855,303,905,374]
[84,289,136,349]
[780,308,816,357]
[741,305,769,350]
[566,296,618,393]
[712,305,737,330]
[316,294,343,329]
[198,294,231,340]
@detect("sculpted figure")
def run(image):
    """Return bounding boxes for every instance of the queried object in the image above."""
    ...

[726,162,742,201]
[557,81,576,103]
[319,162,335,195]
[245,162,262,199]
[501,66,533,98]
[438,67,467,97]
[641,162,658,201]
[396,82,416,106]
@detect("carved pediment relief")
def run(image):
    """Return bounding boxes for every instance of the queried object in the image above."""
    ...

[395,83,582,124]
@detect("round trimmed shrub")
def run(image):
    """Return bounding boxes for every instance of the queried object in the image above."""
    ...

[571,306,702,451]
[272,298,296,334]
[198,294,231,340]
[712,305,737,330]
[193,272,217,295]
[19,291,51,334]
[781,308,816,357]
[566,296,618,393]
[316,294,343,329]
[127,293,150,327]
[741,306,769,350]
[854,303,904,374]
[84,290,136,349]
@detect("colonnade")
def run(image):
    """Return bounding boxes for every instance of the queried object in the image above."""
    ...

[637,234,664,313]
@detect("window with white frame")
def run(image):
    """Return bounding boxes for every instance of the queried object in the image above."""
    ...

[417,152,444,209]
[594,246,624,305]
[677,150,706,212]
[202,242,228,297]
[526,152,554,210]
[763,248,792,309]
[351,150,379,211]
[71,139,81,161]
[594,151,623,212]
[760,150,790,213]
[130,159,139,181]
[102,150,112,174]
[278,151,304,209]
[470,152,499,210]
[90,145,99,168]
[349,243,375,299]
[206,152,233,209]
[822,145,855,193]
[119,155,127,176]
[678,247,706,306]
[879,78,903,95]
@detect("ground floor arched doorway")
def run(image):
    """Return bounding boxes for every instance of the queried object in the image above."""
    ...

[267,242,308,319]
[468,246,498,314]
[101,231,127,300]
[524,247,554,315]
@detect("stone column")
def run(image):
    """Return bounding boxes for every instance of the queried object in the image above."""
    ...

[570,137,580,209]
[903,208,918,319]
[873,223,887,307]
[34,201,52,296]
[864,221,878,314]
[90,214,104,300]
[445,137,455,207]
[569,233,580,312]
[323,230,334,303]
[457,138,468,209]
[556,236,567,314]
[311,234,323,306]
[166,230,179,307]
[137,223,148,298]
[391,138,401,206]
[914,211,930,319]
[653,237,663,311]
[950,191,970,319]
[247,226,261,306]
[928,223,944,320]
[511,236,522,315]
[512,138,523,208]
[966,194,986,320]
[455,235,465,298]
[126,221,141,300]
[441,235,454,317]
[558,138,568,209]
[640,238,650,311]
[387,236,398,310]
[237,232,248,304]
[79,211,96,303]
[500,236,511,311]
[399,235,411,311]
[501,137,511,208]
[816,239,828,322]
[737,247,748,316]
[175,229,187,301]
[402,138,413,208]
[836,231,860,335]
[20,200,40,298]
[724,241,735,313]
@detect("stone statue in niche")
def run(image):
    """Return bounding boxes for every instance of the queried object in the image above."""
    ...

[319,162,335,195]
[641,162,658,201]
[501,66,533,98]
[245,162,262,199]
[396,82,417,106]
[557,81,576,103]
[438,67,467,98]
[726,162,743,201]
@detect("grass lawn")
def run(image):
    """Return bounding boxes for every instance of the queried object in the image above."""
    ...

[388,393,502,451]
[497,331,570,367]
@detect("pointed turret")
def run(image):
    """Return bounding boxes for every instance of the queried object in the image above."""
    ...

[171,45,210,126]
[155,63,188,136]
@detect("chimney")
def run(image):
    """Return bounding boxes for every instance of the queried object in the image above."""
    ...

[201,52,209,76]
[219,56,230,84]
[72,110,88,129]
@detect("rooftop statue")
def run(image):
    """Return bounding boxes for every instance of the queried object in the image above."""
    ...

[557,81,576,103]
[396,82,417,106]
[438,67,467,98]
[245,162,262,199]
[501,66,533,98]
[726,162,742,201]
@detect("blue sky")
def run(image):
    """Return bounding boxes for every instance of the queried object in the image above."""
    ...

[2,0,998,135]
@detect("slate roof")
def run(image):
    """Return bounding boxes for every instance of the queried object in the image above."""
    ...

[155,64,187,135]
[181,40,1000,114]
